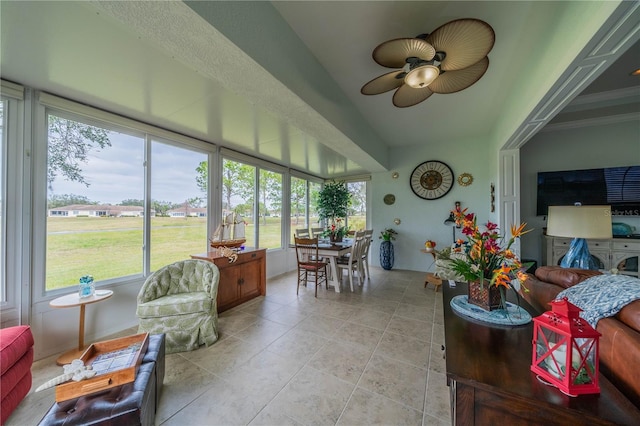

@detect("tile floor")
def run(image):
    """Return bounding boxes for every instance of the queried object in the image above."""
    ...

[8,266,451,426]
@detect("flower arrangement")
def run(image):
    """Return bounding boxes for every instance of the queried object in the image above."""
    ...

[442,208,532,291]
[322,217,349,239]
[379,228,398,241]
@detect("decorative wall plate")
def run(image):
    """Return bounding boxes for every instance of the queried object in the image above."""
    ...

[383,194,396,205]
[410,161,454,200]
[457,173,473,186]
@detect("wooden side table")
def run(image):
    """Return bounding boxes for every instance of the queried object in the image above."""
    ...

[49,290,113,365]
[420,249,441,291]
[424,272,443,292]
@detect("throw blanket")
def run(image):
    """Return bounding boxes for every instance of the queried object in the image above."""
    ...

[556,274,640,328]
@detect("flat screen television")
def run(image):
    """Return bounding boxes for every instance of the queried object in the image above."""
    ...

[536,166,640,216]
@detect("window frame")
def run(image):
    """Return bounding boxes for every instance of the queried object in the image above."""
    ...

[33,93,217,299]
[0,81,25,325]
[221,148,289,251]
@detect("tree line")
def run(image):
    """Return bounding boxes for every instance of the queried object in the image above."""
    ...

[47,194,204,217]
[47,115,366,221]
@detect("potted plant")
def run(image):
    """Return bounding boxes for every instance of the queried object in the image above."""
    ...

[379,228,398,270]
[316,180,351,242]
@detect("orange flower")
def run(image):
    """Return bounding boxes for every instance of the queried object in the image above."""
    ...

[493,265,512,288]
[511,222,531,239]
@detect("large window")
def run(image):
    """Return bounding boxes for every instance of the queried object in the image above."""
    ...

[347,181,367,231]
[220,158,256,247]
[150,140,209,271]
[45,111,213,291]
[46,113,145,290]
[258,169,282,249]
[290,176,322,243]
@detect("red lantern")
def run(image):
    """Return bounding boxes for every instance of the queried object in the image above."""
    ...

[531,298,601,396]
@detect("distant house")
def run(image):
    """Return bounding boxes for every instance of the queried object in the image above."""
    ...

[167,207,207,218]
[47,204,155,217]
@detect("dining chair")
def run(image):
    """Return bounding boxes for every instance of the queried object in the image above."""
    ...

[336,230,366,292]
[294,236,329,297]
[360,229,374,279]
[310,227,325,238]
[295,228,311,238]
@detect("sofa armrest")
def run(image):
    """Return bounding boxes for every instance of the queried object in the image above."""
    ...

[519,274,565,314]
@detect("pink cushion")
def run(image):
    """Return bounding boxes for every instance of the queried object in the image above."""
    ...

[0,326,34,424]
[0,325,34,375]
[1,345,33,401]
[1,368,32,425]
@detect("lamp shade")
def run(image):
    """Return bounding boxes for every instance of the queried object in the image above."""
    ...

[546,206,612,239]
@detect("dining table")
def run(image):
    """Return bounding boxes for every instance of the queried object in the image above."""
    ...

[316,240,352,293]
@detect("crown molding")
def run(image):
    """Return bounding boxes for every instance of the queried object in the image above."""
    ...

[540,112,639,132]
[564,86,640,112]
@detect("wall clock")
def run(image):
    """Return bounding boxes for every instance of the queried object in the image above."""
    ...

[410,160,454,200]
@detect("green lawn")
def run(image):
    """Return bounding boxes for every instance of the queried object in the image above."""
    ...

[46,215,365,290]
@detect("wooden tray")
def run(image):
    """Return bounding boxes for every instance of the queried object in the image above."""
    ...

[55,333,149,402]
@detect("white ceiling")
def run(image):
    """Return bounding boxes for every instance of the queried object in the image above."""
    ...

[1,1,638,179]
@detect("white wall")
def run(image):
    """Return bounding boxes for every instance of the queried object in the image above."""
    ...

[520,119,640,265]
[370,136,493,273]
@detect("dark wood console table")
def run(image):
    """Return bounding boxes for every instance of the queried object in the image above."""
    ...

[191,247,266,313]
[443,280,640,425]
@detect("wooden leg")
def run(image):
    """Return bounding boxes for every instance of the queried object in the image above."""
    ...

[78,304,86,350]
[56,304,88,366]
[425,273,443,292]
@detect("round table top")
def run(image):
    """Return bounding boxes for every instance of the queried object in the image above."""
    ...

[49,289,113,308]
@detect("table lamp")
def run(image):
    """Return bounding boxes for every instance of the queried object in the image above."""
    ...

[546,205,612,269]
[444,201,461,243]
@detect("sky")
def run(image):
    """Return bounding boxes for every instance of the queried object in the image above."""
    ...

[49,131,208,205]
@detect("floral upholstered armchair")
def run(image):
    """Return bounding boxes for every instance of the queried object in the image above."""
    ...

[136,259,220,354]
[433,246,466,281]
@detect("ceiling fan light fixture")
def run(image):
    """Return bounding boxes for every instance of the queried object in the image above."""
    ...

[405,64,440,88]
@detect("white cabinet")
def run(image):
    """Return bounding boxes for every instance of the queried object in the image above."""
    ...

[542,236,640,277]
[611,240,640,278]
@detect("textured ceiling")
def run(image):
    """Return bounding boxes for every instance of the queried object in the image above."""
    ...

[1,1,638,179]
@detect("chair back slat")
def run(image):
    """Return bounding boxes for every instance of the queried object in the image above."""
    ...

[361,229,373,259]
[294,236,319,264]
[295,228,311,238]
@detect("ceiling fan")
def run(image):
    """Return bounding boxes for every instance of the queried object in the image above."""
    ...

[361,18,495,108]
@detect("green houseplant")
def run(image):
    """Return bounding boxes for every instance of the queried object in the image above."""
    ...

[316,180,351,241]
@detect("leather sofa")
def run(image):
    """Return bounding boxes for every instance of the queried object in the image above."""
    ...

[520,266,640,408]
[0,325,34,425]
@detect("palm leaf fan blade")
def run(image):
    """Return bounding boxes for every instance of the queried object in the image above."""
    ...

[429,57,489,94]
[426,18,495,71]
[372,38,436,68]
[392,84,434,108]
[361,71,405,95]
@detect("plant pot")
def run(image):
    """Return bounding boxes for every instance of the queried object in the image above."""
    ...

[380,240,394,270]
[468,280,502,311]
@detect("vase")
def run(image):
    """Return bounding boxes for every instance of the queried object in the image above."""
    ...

[468,280,502,311]
[330,233,343,243]
[380,240,394,270]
